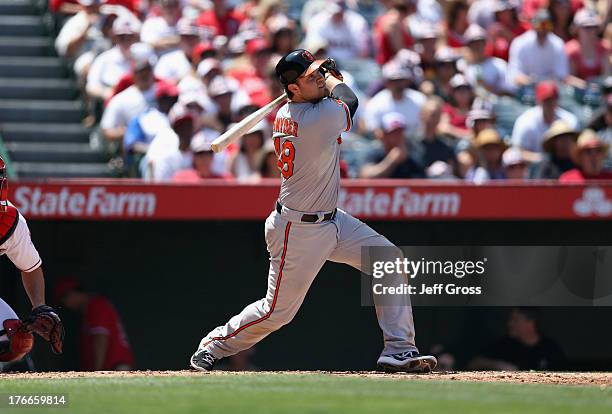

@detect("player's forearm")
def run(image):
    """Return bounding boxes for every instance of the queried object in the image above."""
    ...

[329,83,359,118]
[91,334,109,371]
[21,267,46,308]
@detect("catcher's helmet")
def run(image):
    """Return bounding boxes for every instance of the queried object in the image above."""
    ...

[275,49,324,87]
[0,156,7,213]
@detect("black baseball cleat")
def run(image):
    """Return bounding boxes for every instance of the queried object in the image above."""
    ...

[377,351,437,373]
[190,349,216,371]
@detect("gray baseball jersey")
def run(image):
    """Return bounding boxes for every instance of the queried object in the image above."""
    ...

[194,92,420,365]
[273,97,351,213]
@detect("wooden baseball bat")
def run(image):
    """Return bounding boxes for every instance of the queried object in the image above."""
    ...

[211,93,288,153]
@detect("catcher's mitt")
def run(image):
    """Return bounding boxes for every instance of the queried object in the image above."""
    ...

[319,58,343,82]
[23,305,64,354]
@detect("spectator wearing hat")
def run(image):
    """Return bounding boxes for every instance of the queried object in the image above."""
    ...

[197,58,224,92]
[485,0,529,62]
[197,0,243,38]
[373,0,416,64]
[507,9,569,88]
[207,76,252,131]
[414,25,439,82]
[440,74,475,140]
[176,56,222,97]
[304,0,370,62]
[154,18,203,83]
[86,13,140,101]
[227,120,268,180]
[466,99,497,138]
[266,14,298,56]
[363,61,426,136]
[559,129,612,182]
[502,146,529,179]
[178,90,220,133]
[100,42,158,143]
[172,133,231,182]
[413,96,455,168]
[54,277,134,371]
[360,112,425,179]
[191,41,218,68]
[533,120,577,179]
[511,80,579,162]
[462,24,512,96]
[141,0,182,54]
[427,46,460,100]
[467,128,507,182]
[145,104,196,181]
[467,0,497,30]
[565,9,609,88]
[454,138,478,179]
[443,0,470,48]
[227,38,273,108]
[123,81,179,174]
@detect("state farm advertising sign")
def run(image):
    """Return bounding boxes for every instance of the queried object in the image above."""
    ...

[7,180,612,221]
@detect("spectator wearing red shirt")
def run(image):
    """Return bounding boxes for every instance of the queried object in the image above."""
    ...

[560,129,612,182]
[373,0,415,64]
[54,277,134,371]
[443,0,470,48]
[197,0,243,38]
[228,39,272,108]
[485,0,530,62]
[565,9,609,87]
[440,74,474,140]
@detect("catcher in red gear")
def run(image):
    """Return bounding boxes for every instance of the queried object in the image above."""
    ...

[0,156,63,363]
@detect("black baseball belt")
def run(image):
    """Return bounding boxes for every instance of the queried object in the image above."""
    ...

[276,201,337,223]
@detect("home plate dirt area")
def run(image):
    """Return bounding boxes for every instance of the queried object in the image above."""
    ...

[2,370,611,386]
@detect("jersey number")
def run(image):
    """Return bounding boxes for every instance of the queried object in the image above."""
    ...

[274,137,295,179]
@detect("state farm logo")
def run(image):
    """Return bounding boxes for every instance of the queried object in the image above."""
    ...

[338,187,460,217]
[573,187,612,217]
[14,186,156,218]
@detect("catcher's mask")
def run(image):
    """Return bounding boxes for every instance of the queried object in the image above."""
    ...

[0,156,7,213]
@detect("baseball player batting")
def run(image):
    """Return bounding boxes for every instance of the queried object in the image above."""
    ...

[0,156,63,363]
[190,49,436,373]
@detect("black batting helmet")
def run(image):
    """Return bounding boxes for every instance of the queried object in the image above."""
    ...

[275,49,324,88]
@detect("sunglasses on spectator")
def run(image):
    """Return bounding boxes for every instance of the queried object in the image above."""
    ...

[116,34,135,42]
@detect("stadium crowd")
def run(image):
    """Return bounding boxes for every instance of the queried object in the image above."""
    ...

[51,0,612,182]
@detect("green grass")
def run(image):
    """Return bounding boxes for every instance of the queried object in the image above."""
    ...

[0,373,610,414]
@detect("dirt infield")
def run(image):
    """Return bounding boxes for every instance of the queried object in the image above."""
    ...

[1,370,611,386]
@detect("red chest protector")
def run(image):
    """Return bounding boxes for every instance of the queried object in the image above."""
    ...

[0,205,18,246]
